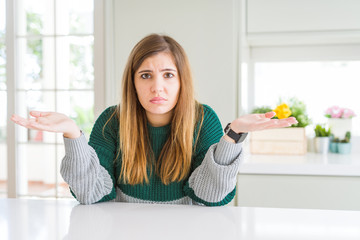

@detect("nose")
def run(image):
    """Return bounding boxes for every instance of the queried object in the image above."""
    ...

[150,74,164,93]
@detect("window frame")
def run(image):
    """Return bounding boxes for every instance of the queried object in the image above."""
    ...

[247,44,360,113]
[5,0,105,198]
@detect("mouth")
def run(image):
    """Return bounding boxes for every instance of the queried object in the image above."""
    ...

[150,97,167,104]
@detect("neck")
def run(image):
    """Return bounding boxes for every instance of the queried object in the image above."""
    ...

[146,111,173,127]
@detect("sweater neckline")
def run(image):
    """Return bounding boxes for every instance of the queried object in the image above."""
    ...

[147,122,171,135]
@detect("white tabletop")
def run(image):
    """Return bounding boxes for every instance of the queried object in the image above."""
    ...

[239,152,360,176]
[1,198,360,240]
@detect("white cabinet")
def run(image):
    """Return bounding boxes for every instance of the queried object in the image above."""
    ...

[237,174,360,211]
[247,0,360,33]
[236,153,360,210]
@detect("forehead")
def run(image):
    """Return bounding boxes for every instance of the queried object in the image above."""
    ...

[139,52,177,69]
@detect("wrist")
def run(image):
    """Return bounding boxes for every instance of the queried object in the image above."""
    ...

[63,128,81,139]
[224,122,248,143]
[223,134,236,144]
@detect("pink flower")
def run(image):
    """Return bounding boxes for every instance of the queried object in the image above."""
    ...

[325,106,356,118]
[342,108,356,118]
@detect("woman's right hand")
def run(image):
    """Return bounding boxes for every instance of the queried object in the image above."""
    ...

[10,111,81,139]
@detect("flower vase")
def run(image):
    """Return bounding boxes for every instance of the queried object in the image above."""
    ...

[329,142,338,153]
[327,118,352,139]
[314,137,330,154]
[338,143,351,154]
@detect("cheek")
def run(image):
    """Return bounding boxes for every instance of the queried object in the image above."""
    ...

[134,82,146,99]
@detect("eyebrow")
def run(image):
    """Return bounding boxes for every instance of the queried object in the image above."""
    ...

[138,68,177,74]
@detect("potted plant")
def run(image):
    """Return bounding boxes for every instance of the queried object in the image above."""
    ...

[250,97,311,155]
[314,124,331,154]
[325,106,356,139]
[338,131,351,154]
[329,136,340,153]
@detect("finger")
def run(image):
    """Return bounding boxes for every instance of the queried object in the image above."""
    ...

[30,111,52,117]
[11,114,28,123]
[262,119,296,129]
[11,115,42,130]
[12,117,37,130]
[288,117,298,124]
[27,120,52,132]
[264,111,276,119]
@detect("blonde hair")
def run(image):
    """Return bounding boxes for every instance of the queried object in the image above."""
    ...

[107,34,203,185]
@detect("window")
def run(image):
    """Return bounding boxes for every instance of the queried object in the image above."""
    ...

[253,61,360,136]
[0,0,6,198]
[5,0,95,198]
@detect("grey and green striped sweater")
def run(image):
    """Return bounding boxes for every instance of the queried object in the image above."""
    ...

[60,104,243,206]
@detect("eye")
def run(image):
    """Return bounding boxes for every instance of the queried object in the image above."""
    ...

[164,72,174,78]
[140,73,151,79]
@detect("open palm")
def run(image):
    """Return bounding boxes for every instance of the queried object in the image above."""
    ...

[11,111,80,138]
[231,111,298,133]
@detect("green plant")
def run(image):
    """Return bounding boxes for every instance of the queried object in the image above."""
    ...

[71,106,94,136]
[251,106,273,114]
[340,131,351,143]
[251,97,311,127]
[314,124,331,137]
[286,97,311,127]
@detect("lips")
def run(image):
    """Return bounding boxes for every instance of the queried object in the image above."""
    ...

[150,97,167,104]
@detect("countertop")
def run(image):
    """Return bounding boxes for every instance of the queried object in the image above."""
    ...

[1,198,360,240]
[239,152,360,176]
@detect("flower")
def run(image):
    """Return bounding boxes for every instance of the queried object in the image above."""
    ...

[325,106,356,119]
[251,97,311,127]
[273,103,292,119]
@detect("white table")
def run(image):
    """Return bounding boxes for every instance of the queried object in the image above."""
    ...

[1,198,360,240]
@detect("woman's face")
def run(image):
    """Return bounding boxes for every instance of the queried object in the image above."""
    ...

[134,52,180,126]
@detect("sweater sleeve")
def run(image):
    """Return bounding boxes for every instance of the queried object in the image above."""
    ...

[183,105,243,206]
[60,106,118,204]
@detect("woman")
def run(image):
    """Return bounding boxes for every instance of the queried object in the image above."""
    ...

[11,34,297,206]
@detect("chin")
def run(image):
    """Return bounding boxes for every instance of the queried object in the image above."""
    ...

[146,105,174,115]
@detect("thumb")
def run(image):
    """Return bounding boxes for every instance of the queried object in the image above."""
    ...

[30,111,52,117]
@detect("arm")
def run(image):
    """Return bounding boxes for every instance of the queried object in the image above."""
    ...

[60,106,118,204]
[184,106,298,206]
[183,105,241,206]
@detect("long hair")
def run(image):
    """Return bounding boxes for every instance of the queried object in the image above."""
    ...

[108,34,203,185]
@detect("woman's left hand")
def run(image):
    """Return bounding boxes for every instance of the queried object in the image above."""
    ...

[230,111,298,133]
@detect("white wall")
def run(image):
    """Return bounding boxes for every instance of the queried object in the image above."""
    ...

[107,0,242,126]
[247,0,360,33]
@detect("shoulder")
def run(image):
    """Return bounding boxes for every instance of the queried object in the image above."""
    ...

[195,103,223,141]
[95,105,118,125]
[98,105,117,120]
[201,104,219,119]
[91,105,119,136]
[199,104,222,128]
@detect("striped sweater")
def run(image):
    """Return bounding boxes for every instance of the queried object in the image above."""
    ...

[60,104,243,206]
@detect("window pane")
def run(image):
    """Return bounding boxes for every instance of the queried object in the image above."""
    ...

[0,0,5,33]
[17,38,55,90]
[17,90,56,143]
[56,0,94,35]
[254,61,360,136]
[0,38,5,91]
[0,91,6,142]
[0,144,6,198]
[17,0,54,36]
[57,91,94,140]
[17,144,56,197]
[0,91,6,198]
[56,36,94,90]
